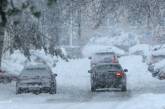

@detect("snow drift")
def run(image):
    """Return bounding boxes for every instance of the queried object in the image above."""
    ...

[2,49,60,75]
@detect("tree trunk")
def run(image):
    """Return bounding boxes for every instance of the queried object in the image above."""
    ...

[0,0,7,67]
[0,25,5,67]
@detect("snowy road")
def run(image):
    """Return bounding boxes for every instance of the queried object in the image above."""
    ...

[1,55,165,109]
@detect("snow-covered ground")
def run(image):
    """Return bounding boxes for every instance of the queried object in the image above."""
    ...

[1,55,165,109]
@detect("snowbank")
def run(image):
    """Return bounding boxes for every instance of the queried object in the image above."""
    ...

[2,49,61,75]
[2,50,26,75]
[152,48,165,56]
[82,44,125,57]
[82,28,142,57]
[89,30,139,48]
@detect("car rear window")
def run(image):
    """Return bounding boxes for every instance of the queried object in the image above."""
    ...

[92,53,115,63]
[96,64,122,71]
[20,68,51,77]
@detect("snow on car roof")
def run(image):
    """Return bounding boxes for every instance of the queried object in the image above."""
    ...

[152,44,165,50]
[20,64,52,76]
[154,59,165,70]
[152,48,165,56]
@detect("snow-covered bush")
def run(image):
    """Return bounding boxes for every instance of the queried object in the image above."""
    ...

[1,49,64,75]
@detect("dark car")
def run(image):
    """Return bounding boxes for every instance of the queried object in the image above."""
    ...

[16,64,57,94]
[88,63,127,92]
[89,52,119,68]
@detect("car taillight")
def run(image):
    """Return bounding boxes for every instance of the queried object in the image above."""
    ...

[116,72,124,77]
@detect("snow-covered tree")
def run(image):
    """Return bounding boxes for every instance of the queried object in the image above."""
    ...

[0,0,57,66]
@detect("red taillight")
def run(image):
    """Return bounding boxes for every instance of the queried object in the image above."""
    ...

[116,72,124,77]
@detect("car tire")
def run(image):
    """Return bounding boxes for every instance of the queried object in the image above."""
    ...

[34,90,41,95]
[16,88,22,94]
[49,82,56,94]
[91,82,96,92]
[121,85,127,92]
[91,81,96,92]
[91,86,96,92]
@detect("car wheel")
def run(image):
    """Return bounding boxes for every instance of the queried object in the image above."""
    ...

[34,90,41,95]
[16,88,22,94]
[121,85,127,92]
[91,83,96,92]
[91,77,96,92]
[91,86,96,92]
[49,82,56,94]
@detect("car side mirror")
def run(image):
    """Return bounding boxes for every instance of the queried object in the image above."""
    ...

[88,70,92,73]
[88,57,92,60]
[124,69,128,72]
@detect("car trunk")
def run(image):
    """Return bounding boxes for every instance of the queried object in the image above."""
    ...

[94,70,122,88]
[96,71,116,81]
[19,76,51,86]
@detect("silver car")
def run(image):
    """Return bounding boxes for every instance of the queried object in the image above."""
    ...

[89,52,119,68]
[16,64,57,94]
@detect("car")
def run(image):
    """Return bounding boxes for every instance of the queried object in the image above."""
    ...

[0,69,17,83]
[89,52,119,68]
[154,68,165,80]
[16,64,57,94]
[148,63,155,73]
[147,45,165,65]
[146,45,165,78]
[88,63,127,92]
[158,70,165,80]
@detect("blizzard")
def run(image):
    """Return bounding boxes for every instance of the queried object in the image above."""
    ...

[0,55,165,109]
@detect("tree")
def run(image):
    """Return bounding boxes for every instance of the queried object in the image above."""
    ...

[0,0,57,67]
[0,0,8,67]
